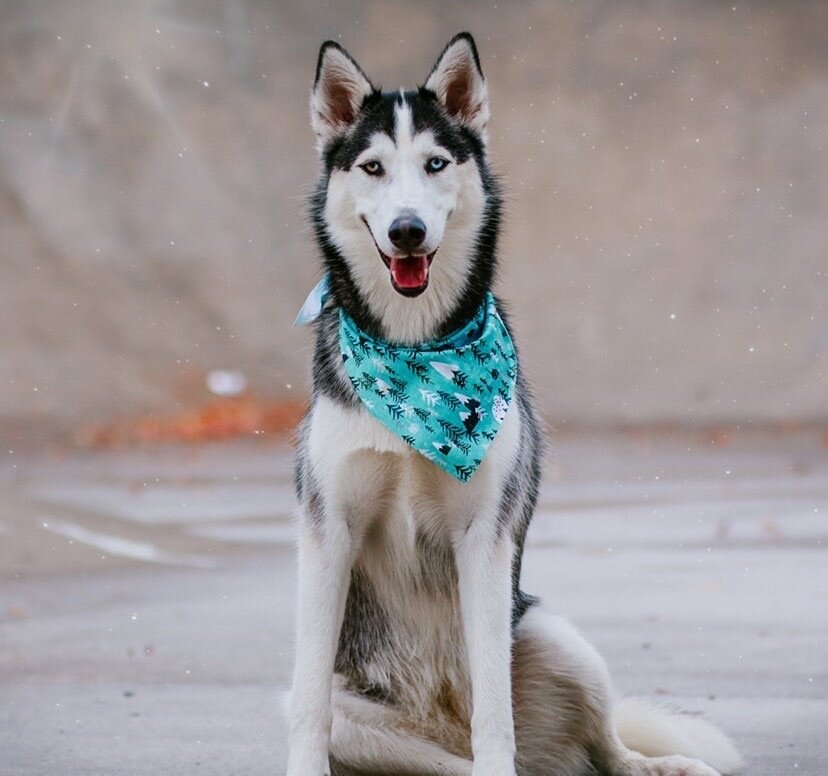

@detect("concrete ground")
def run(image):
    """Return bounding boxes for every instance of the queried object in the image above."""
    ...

[1,432,826,775]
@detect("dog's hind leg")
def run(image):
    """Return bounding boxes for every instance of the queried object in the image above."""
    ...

[511,607,610,775]
[512,608,738,776]
[330,682,473,776]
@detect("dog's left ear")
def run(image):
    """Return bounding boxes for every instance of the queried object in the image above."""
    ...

[425,32,489,143]
[311,41,374,152]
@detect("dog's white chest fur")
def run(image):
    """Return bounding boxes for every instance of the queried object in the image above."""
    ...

[307,394,521,531]
[309,395,412,461]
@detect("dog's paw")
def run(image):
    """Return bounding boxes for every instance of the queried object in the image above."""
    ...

[286,766,330,776]
[625,753,720,776]
[285,747,331,776]
[471,753,516,776]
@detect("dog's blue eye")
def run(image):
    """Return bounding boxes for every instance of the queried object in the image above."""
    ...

[359,160,384,177]
[426,157,449,174]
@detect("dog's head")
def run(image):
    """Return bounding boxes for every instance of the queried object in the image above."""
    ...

[309,33,500,342]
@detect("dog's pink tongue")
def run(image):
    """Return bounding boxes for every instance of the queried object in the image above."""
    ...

[390,256,429,288]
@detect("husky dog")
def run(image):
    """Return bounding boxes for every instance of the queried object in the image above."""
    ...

[287,33,743,776]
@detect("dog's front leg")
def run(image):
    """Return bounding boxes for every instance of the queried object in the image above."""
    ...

[455,519,517,776]
[286,514,353,776]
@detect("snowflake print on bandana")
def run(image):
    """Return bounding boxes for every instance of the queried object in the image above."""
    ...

[339,293,518,482]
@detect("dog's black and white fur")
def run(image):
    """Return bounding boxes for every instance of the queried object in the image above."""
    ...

[287,34,743,776]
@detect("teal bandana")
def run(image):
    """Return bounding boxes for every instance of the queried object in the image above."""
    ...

[338,292,517,482]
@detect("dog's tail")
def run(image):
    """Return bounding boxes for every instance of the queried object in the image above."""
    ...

[614,697,744,774]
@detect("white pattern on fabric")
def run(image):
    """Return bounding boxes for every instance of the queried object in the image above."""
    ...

[339,292,518,482]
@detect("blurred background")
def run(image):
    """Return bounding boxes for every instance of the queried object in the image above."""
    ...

[2,3,827,775]
[3,0,826,444]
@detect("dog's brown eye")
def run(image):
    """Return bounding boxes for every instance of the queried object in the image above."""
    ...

[359,160,384,177]
[425,157,449,174]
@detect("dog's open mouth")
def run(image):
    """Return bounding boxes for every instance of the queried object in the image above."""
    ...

[361,217,437,297]
[378,249,437,297]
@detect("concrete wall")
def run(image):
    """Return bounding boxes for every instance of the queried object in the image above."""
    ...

[2,0,827,439]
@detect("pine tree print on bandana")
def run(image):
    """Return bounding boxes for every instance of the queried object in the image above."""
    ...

[339,293,518,482]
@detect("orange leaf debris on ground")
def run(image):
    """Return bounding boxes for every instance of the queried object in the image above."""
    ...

[76,397,307,447]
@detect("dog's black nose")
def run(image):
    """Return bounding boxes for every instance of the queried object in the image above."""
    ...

[388,214,426,253]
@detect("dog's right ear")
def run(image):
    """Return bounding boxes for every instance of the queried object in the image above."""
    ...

[311,41,374,152]
[425,33,489,143]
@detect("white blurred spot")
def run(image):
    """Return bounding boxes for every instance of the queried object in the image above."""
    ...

[206,369,247,397]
